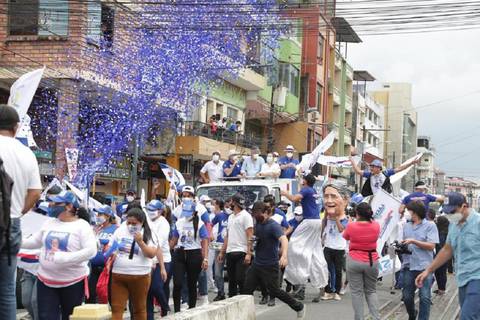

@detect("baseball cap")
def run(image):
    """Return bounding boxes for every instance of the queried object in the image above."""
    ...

[370,159,383,168]
[126,189,136,195]
[414,181,427,189]
[199,195,211,203]
[231,193,246,208]
[182,186,195,195]
[285,145,295,152]
[48,190,80,208]
[94,204,114,217]
[294,206,303,215]
[277,200,291,208]
[273,152,280,157]
[0,104,20,130]
[229,149,239,157]
[442,192,467,214]
[146,200,165,211]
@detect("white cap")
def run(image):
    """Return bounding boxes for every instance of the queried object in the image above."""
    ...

[294,206,303,215]
[199,195,211,203]
[285,145,295,152]
[229,149,239,157]
[182,186,195,195]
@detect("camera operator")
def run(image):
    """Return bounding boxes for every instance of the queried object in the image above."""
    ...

[401,201,439,320]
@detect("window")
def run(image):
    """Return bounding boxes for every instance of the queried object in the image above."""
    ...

[87,2,115,47]
[8,0,69,36]
[227,106,238,121]
[316,83,322,109]
[279,63,300,97]
[317,35,324,63]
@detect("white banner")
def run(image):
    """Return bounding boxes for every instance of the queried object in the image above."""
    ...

[317,155,361,168]
[65,148,79,181]
[378,254,402,277]
[39,177,63,201]
[390,153,423,185]
[64,180,102,211]
[15,115,37,147]
[298,129,336,173]
[371,189,402,255]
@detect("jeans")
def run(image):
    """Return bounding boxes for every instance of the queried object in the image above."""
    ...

[198,270,208,296]
[173,249,203,312]
[37,279,85,320]
[403,269,433,320]
[111,273,151,320]
[226,252,247,297]
[324,247,345,294]
[147,262,172,319]
[87,265,104,303]
[0,218,21,320]
[214,250,225,295]
[346,257,380,320]
[458,279,480,320]
[242,264,303,312]
[434,262,448,291]
[21,270,38,320]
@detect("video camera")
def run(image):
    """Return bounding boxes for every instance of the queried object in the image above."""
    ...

[391,240,412,255]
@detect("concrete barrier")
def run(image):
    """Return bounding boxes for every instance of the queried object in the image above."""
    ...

[70,304,111,320]
[163,295,255,320]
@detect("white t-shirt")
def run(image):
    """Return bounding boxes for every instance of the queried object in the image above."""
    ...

[226,210,253,254]
[21,218,97,287]
[323,219,348,250]
[260,163,281,178]
[200,160,224,183]
[173,217,209,250]
[0,136,42,218]
[111,223,156,275]
[150,216,172,263]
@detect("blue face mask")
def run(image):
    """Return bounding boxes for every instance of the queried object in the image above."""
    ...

[182,198,195,218]
[49,205,66,218]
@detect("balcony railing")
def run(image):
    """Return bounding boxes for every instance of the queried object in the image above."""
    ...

[179,121,262,149]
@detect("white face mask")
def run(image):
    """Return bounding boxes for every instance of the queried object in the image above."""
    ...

[126,195,135,202]
[147,209,158,219]
[286,152,293,158]
[212,155,220,162]
[252,154,259,160]
[273,157,278,163]
[128,224,142,235]
[266,156,273,163]
[225,208,233,215]
[294,215,303,222]
[205,202,213,211]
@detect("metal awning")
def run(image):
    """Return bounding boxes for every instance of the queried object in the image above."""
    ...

[331,17,362,43]
[353,70,375,82]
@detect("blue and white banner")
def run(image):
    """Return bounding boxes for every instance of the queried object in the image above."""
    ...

[297,129,336,173]
[160,163,185,188]
[370,189,402,255]
[316,155,361,168]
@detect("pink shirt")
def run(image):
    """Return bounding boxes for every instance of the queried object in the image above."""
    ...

[343,221,380,263]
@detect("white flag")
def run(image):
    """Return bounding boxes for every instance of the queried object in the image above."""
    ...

[65,148,79,181]
[298,129,336,173]
[370,189,402,255]
[390,153,423,185]
[317,155,361,168]
[15,115,37,147]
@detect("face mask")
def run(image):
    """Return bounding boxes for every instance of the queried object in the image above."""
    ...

[96,216,107,225]
[212,155,220,162]
[266,156,273,163]
[295,215,303,222]
[49,205,66,218]
[205,203,213,212]
[286,152,293,158]
[252,154,258,160]
[128,224,142,235]
[225,208,233,215]
[126,195,135,202]
[273,157,278,163]
[147,209,158,219]
[404,211,412,221]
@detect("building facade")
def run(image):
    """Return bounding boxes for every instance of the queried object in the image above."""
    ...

[416,136,436,190]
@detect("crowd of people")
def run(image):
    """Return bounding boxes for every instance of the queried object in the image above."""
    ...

[1,103,480,320]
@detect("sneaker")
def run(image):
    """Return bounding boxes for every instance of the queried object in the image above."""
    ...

[259,296,269,305]
[339,285,348,295]
[268,298,276,307]
[321,293,334,300]
[334,293,342,301]
[181,302,189,311]
[213,294,226,302]
[198,295,209,306]
[297,304,306,319]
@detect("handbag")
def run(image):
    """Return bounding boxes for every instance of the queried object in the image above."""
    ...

[96,255,115,304]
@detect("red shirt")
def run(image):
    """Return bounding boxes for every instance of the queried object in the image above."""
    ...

[343,221,380,263]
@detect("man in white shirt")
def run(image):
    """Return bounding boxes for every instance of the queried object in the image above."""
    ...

[258,153,281,179]
[200,151,224,184]
[217,194,253,297]
[0,105,42,319]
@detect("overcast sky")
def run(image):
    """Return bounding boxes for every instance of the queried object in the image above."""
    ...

[347,29,480,179]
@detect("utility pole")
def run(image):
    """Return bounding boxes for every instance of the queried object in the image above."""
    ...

[267,85,277,153]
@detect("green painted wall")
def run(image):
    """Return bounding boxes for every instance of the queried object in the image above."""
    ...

[211,81,247,109]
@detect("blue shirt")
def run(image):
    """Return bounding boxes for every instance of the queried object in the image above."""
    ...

[253,219,284,266]
[223,160,242,178]
[402,219,439,271]
[446,210,480,287]
[212,212,229,243]
[271,208,289,229]
[288,218,302,234]
[229,123,238,132]
[300,186,319,219]
[402,192,437,210]
[241,156,265,177]
[90,224,118,266]
[278,156,299,179]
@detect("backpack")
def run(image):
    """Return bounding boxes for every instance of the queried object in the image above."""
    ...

[0,156,13,259]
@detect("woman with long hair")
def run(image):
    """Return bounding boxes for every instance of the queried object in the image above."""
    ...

[21,191,97,320]
[110,208,158,320]
[343,202,381,320]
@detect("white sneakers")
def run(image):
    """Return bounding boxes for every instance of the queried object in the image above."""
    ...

[320,292,342,301]
[297,304,306,319]
[198,295,209,306]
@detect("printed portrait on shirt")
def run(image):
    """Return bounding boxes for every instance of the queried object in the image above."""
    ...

[180,227,195,246]
[118,237,140,255]
[44,231,70,259]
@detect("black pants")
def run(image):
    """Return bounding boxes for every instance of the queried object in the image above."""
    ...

[434,262,448,291]
[226,252,247,297]
[243,264,303,312]
[87,265,103,304]
[173,249,203,313]
[324,247,345,294]
[37,280,85,320]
